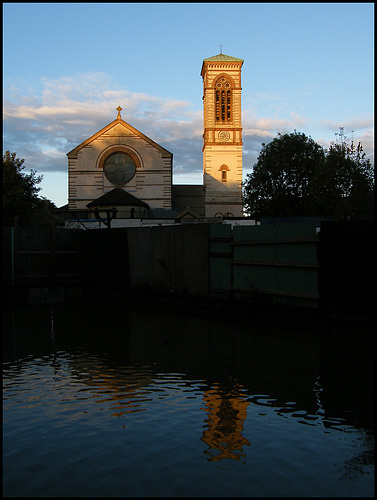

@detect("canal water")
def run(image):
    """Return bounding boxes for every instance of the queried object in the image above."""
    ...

[3,299,374,497]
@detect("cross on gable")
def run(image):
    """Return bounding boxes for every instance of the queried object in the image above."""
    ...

[116,106,122,119]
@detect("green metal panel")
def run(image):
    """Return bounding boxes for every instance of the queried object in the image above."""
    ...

[234,264,276,291]
[275,222,318,264]
[276,267,318,294]
[231,222,319,308]
[208,224,232,296]
[275,221,318,239]
[274,223,318,307]
[233,224,276,262]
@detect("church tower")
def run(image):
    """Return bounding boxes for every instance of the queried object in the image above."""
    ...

[201,52,244,217]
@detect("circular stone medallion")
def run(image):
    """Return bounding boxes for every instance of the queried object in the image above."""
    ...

[218,131,230,142]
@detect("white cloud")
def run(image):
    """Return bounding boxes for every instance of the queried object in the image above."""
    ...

[242,110,308,137]
[42,149,66,158]
[3,73,204,175]
[3,72,374,193]
[321,117,374,133]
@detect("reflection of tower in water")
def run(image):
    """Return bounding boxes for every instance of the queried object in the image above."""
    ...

[201,381,250,461]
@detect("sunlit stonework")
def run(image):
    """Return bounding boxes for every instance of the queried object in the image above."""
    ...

[201,53,244,217]
[67,52,244,220]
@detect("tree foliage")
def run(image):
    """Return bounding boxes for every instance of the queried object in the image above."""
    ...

[243,131,374,220]
[3,151,57,226]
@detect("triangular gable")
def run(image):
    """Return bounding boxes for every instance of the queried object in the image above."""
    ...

[175,208,201,220]
[67,117,172,159]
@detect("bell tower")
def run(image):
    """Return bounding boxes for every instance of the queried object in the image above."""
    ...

[201,52,244,217]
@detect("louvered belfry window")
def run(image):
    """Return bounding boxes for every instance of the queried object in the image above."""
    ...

[215,77,232,122]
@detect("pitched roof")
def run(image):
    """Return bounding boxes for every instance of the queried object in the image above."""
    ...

[86,187,149,208]
[67,117,172,159]
[203,53,244,62]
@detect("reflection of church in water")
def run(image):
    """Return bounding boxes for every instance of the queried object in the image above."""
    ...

[80,360,250,462]
[66,53,244,221]
[201,383,250,461]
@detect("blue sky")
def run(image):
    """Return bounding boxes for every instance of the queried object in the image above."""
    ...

[3,2,374,207]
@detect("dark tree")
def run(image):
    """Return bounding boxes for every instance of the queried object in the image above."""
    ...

[243,131,374,220]
[242,131,325,218]
[2,151,56,226]
[310,140,374,219]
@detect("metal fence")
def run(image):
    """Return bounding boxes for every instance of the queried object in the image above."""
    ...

[3,226,83,287]
[3,220,374,314]
[209,222,319,308]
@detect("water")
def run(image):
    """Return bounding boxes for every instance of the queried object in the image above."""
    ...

[3,300,374,497]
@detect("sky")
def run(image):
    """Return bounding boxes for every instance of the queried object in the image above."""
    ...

[3,2,374,208]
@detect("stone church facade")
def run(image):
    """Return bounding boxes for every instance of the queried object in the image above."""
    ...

[67,108,175,218]
[67,53,243,220]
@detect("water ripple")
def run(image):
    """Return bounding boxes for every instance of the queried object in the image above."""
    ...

[3,305,374,498]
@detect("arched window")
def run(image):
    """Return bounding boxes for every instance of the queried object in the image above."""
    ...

[219,164,230,182]
[215,77,232,122]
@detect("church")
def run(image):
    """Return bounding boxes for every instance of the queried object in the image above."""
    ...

[66,52,244,222]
